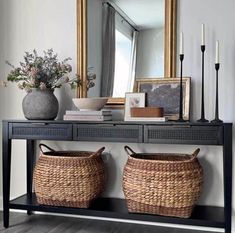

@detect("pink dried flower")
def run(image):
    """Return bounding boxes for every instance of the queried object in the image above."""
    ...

[66,64,72,72]
[64,76,69,83]
[39,82,47,90]
[30,77,36,86]
[30,67,38,77]
[60,64,66,70]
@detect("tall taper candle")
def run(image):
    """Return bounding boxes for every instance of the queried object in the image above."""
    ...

[180,32,184,54]
[201,24,205,45]
[216,40,219,63]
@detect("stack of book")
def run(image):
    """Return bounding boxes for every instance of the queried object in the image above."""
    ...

[63,110,112,121]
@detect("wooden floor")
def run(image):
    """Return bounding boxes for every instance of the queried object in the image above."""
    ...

[0,212,216,233]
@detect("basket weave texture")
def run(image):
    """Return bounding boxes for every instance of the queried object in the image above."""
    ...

[122,146,203,218]
[33,144,106,208]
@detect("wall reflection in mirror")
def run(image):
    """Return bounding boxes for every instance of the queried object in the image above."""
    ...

[87,0,164,98]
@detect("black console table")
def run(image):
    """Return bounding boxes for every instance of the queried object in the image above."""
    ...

[2,120,233,233]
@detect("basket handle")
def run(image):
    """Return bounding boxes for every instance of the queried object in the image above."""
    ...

[124,146,136,155]
[89,147,105,158]
[39,143,56,153]
[190,148,200,161]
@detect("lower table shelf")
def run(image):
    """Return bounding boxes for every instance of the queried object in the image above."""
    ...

[9,193,224,229]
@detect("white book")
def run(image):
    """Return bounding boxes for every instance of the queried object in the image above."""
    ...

[63,114,112,121]
[125,117,167,122]
[65,110,112,116]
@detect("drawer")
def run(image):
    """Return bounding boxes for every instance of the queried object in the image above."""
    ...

[9,123,73,140]
[144,125,223,145]
[74,124,143,142]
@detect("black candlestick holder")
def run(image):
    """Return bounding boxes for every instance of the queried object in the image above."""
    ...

[211,63,223,123]
[177,54,186,122]
[197,45,209,122]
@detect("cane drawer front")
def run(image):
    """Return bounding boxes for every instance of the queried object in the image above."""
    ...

[9,123,73,140]
[74,124,143,142]
[144,125,223,145]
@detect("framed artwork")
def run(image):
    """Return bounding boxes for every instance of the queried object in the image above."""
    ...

[124,92,145,121]
[134,78,191,120]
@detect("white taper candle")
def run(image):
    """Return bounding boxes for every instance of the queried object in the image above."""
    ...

[180,32,184,54]
[201,24,205,45]
[215,40,219,63]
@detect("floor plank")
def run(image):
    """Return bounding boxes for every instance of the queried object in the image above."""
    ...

[0,212,217,233]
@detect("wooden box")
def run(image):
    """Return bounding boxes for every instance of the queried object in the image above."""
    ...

[130,107,164,117]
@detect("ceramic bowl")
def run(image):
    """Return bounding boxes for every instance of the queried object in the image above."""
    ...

[72,97,109,111]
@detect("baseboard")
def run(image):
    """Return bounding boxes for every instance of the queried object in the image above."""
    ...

[9,209,224,232]
[42,213,227,232]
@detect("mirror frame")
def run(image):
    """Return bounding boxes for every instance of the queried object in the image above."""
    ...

[76,0,177,102]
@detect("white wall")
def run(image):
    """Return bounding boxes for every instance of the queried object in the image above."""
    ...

[0,0,235,231]
[136,28,164,78]
[178,0,235,226]
[0,0,77,199]
[178,0,235,123]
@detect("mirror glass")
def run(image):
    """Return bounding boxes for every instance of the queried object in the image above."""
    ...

[87,0,165,98]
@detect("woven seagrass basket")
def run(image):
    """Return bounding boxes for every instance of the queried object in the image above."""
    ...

[33,144,106,208]
[122,146,203,218]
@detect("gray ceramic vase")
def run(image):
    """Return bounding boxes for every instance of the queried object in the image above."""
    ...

[22,88,59,120]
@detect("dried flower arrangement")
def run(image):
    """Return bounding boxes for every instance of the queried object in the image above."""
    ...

[5,49,81,92]
[86,67,96,90]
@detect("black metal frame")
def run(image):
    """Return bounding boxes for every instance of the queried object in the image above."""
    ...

[211,63,223,123]
[197,45,209,122]
[2,120,233,233]
[178,54,185,122]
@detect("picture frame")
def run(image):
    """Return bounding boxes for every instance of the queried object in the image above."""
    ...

[124,92,146,121]
[134,78,191,120]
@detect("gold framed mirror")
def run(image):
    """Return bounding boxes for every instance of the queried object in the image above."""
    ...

[76,0,177,103]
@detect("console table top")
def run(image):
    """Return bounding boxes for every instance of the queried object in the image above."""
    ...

[2,119,232,126]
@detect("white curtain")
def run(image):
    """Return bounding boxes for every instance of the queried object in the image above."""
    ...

[127,30,139,92]
[100,4,116,97]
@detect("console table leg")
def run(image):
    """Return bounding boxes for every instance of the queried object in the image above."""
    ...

[2,122,11,228]
[223,124,232,233]
[26,140,35,215]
